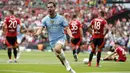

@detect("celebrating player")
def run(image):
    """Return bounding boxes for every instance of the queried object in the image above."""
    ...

[87,11,109,67]
[16,21,27,60]
[69,13,83,62]
[2,10,21,63]
[36,2,76,73]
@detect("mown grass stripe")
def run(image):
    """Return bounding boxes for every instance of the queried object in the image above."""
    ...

[0,70,45,73]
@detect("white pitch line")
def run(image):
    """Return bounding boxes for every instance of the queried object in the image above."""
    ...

[80,72,130,73]
[1,70,129,73]
[0,70,45,73]
[0,62,62,64]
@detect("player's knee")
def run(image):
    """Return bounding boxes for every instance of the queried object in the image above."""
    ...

[54,48,61,54]
[8,48,12,53]
[13,48,17,53]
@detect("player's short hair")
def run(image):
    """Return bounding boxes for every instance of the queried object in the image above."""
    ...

[8,10,14,15]
[72,13,77,19]
[115,42,120,45]
[109,46,114,52]
[47,1,56,7]
[100,11,105,17]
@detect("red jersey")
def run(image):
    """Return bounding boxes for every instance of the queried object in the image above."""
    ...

[91,18,107,38]
[69,19,82,38]
[4,16,20,37]
[115,46,126,61]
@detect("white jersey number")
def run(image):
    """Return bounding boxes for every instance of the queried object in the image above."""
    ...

[94,21,101,30]
[93,21,101,34]
[71,21,78,30]
[8,18,17,28]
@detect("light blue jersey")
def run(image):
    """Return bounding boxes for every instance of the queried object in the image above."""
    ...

[17,23,26,44]
[42,14,68,47]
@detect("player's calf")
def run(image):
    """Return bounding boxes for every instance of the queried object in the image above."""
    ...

[56,55,64,66]
[96,51,101,67]
[7,48,12,60]
[13,48,18,59]
[73,49,78,62]
[73,54,78,62]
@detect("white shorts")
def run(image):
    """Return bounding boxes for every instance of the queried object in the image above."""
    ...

[56,38,66,47]
[50,37,66,48]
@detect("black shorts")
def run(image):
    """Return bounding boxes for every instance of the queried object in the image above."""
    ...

[6,36,17,46]
[92,38,104,49]
[71,38,82,46]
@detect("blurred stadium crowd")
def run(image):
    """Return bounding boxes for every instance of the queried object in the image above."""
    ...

[0,0,130,53]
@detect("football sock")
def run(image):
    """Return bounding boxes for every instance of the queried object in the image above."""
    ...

[73,49,76,55]
[16,47,21,59]
[73,54,78,61]
[56,49,66,66]
[8,48,12,59]
[17,47,20,55]
[97,52,101,65]
[55,49,66,65]
[57,55,64,65]
[89,52,94,62]
[59,49,65,61]
[13,48,17,59]
[77,47,80,54]
[73,49,78,60]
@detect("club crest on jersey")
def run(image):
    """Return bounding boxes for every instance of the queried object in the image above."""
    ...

[50,20,54,24]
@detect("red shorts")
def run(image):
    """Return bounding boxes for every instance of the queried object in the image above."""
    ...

[117,57,127,62]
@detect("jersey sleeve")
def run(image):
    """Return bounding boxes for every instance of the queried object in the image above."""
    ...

[78,21,82,28]
[103,19,107,25]
[115,48,118,53]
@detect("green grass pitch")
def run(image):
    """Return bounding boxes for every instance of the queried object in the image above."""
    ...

[0,50,130,73]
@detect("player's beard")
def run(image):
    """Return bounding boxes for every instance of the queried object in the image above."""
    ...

[49,10,56,18]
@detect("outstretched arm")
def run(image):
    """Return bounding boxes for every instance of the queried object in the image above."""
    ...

[104,24,109,36]
[35,27,43,36]
[20,25,27,33]
[77,27,83,46]
[87,24,92,35]
[2,23,6,34]
[79,27,83,38]
[65,26,73,38]
[104,52,116,59]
